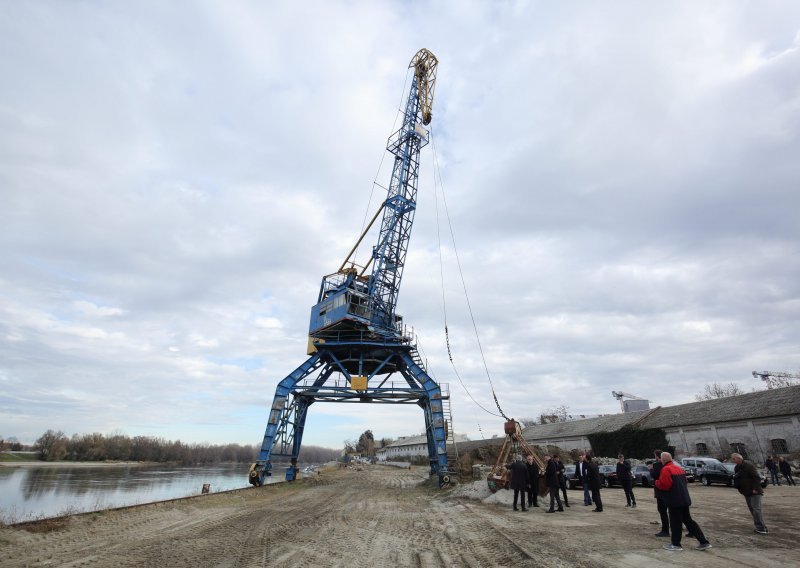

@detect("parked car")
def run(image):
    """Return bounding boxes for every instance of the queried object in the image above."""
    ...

[632,464,653,487]
[598,464,620,487]
[696,463,768,488]
[563,464,579,489]
[680,457,722,480]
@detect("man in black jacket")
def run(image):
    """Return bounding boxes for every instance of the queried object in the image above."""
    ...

[778,456,796,486]
[586,453,603,512]
[544,454,563,512]
[505,454,529,511]
[617,454,636,508]
[732,452,768,533]
[525,454,540,507]
[554,454,570,507]
[650,449,670,537]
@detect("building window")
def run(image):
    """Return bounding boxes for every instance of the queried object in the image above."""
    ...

[695,442,709,456]
[771,439,788,454]
[730,443,748,459]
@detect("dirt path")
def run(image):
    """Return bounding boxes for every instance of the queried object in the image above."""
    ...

[0,465,797,567]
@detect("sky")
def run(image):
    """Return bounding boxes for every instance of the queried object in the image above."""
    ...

[1,1,799,449]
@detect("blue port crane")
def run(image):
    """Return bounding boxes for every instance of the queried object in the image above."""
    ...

[249,49,453,486]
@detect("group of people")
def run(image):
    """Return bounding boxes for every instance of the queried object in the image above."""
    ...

[765,455,796,486]
[506,447,786,552]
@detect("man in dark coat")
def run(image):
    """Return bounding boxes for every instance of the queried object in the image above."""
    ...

[575,452,592,506]
[586,453,603,512]
[505,454,529,511]
[554,454,570,507]
[617,454,636,508]
[544,454,563,512]
[655,452,712,551]
[778,456,796,486]
[765,455,780,486]
[732,452,768,533]
[525,454,540,507]
[650,449,670,537]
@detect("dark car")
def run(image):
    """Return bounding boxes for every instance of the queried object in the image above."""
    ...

[632,464,653,487]
[598,464,620,487]
[699,463,768,488]
[563,464,579,489]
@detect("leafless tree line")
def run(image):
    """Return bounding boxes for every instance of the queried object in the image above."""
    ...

[32,430,340,465]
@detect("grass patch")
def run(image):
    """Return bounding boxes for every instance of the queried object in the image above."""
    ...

[0,452,37,462]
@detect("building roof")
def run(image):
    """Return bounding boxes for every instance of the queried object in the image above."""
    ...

[512,385,800,442]
[379,433,469,449]
[520,411,651,441]
[639,384,800,429]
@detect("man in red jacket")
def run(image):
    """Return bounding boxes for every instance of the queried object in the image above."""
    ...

[654,452,712,551]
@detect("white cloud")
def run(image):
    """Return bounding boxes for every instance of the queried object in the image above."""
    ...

[1,1,799,448]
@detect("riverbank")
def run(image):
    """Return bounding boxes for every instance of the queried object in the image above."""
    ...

[1,464,797,567]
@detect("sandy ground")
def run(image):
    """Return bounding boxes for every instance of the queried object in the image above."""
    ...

[0,464,797,567]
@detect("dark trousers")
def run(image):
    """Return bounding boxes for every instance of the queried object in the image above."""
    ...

[591,487,602,511]
[513,488,526,510]
[548,486,562,510]
[526,484,538,506]
[621,479,636,505]
[656,496,670,532]
[558,479,569,505]
[783,472,796,486]
[668,506,708,547]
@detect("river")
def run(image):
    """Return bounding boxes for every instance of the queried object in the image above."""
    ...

[0,463,287,523]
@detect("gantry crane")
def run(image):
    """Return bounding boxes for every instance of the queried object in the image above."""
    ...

[611,391,649,412]
[249,49,454,486]
[752,371,800,390]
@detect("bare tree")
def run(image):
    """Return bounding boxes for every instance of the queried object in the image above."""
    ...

[34,429,69,461]
[539,404,570,424]
[695,382,744,401]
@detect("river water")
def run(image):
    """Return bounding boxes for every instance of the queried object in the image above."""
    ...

[0,463,285,523]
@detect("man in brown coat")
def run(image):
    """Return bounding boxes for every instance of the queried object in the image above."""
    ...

[732,453,767,534]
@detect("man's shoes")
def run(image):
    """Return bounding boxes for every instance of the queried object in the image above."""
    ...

[592,509,602,512]
[546,509,555,513]
[755,528,768,534]
[632,502,637,508]
[557,507,564,512]
[662,544,683,551]
[584,503,591,506]
[654,531,670,537]
[695,543,712,551]
[521,508,527,512]
[533,503,539,507]
[564,503,570,507]
[625,504,631,507]
[513,507,518,511]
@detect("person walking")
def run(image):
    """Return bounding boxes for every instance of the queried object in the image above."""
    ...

[765,455,781,486]
[650,449,670,537]
[544,454,563,513]
[655,452,712,551]
[554,454,570,507]
[732,452,768,534]
[617,454,636,508]
[575,452,593,506]
[778,456,796,486]
[586,453,603,512]
[505,454,529,511]
[525,454,541,507]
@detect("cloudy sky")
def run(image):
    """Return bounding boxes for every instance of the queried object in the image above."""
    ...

[2,1,798,449]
